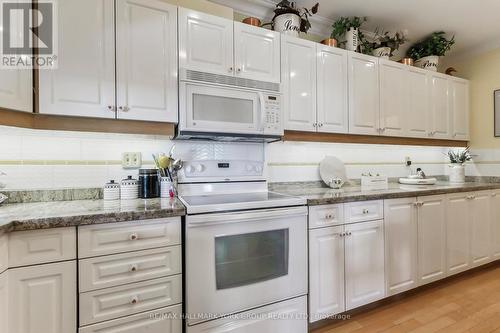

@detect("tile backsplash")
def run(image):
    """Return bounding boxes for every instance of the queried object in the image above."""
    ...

[0,125,488,190]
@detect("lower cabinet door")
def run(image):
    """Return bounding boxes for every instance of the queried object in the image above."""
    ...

[0,272,7,333]
[309,226,345,322]
[446,193,471,275]
[187,296,307,333]
[470,191,492,266]
[492,191,500,259]
[79,305,182,333]
[384,198,418,296]
[418,195,447,285]
[344,220,385,310]
[8,261,77,333]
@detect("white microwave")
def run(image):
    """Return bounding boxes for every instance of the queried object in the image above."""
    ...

[177,69,283,142]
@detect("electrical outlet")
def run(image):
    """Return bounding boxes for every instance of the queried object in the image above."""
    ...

[405,156,412,167]
[122,152,142,169]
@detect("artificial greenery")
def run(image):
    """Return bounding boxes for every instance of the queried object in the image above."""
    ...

[271,0,319,34]
[406,31,455,60]
[447,147,472,164]
[330,16,367,46]
[360,29,407,56]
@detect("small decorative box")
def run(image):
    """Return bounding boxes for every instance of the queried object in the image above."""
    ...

[361,174,388,190]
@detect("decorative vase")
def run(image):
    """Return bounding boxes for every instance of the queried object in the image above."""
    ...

[372,47,391,59]
[273,13,301,36]
[414,55,439,71]
[449,164,465,183]
[345,27,359,51]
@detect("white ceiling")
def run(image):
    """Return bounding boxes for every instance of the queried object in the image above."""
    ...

[210,0,500,61]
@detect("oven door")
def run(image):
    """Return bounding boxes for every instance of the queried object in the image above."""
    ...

[180,82,265,135]
[186,206,308,326]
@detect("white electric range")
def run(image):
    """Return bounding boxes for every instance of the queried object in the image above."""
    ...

[178,159,308,333]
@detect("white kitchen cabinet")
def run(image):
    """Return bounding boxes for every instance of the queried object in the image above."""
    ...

[491,191,500,259]
[470,191,492,266]
[39,0,115,118]
[116,0,178,122]
[379,59,409,137]
[8,261,77,333]
[384,198,418,296]
[0,69,32,112]
[450,77,470,140]
[0,272,7,333]
[316,45,348,133]
[446,193,471,275]
[345,220,385,310]
[429,73,451,139]
[418,195,447,285]
[282,36,317,132]
[234,22,280,83]
[348,52,380,135]
[407,67,430,138]
[309,226,345,322]
[178,7,233,76]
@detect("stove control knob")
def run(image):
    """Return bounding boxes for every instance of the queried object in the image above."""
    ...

[254,165,262,173]
[195,164,205,172]
[186,165,195,174]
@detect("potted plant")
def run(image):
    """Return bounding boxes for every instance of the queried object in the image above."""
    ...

[372,30,407,58]
[407,31,455,71]
[268,1,319,36]
[330,16,367,51]
[446,147,472,183]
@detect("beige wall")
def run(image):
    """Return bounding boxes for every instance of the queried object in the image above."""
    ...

[450,48,500,148]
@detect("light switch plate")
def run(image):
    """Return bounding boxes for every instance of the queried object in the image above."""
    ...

[122,152,142,169]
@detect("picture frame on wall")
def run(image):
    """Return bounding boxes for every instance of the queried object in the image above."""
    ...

[496,90,500,137]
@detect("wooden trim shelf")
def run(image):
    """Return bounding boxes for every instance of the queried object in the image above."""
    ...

[283,130,468,147]
[0,108,175,136]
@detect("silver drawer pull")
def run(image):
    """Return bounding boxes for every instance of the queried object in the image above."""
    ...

[129,233,139,241]
[362,209,369,214]
[130,296,139,305]
[325,213,335,220]
[130,265,138,272]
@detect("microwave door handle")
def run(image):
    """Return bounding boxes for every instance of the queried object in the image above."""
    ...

[258,92,266,132]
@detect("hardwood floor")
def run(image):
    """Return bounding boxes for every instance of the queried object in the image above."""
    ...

[311,264,500,333]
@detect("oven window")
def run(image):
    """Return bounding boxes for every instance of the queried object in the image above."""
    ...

[214,229,289,290]
[193,94,254,124]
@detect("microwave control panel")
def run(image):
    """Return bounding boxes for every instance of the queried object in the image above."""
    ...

[263,95,283,135]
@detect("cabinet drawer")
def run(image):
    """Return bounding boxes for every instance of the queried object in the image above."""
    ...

[79,246,182,292]
[78,218,181,258]
[309,204,344,229]
[79,304,182,333]
[9,227,76,267]
[79,275,182,326]
[345,200,384,223]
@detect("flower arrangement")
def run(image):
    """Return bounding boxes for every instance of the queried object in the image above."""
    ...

[446,147,472,164]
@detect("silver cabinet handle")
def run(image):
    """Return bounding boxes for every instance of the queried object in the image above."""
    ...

[119,106,130,112]
[129,233,138,241]
[228,67,233,72]
[236,68,242,72]
[130,264,138,272]
[107,105,115,112]
[130,296,139,305]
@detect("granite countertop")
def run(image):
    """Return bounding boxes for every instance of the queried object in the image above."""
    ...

[271,181,500,206]
[0,197,186,234]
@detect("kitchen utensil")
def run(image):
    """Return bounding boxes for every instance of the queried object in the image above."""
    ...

[103,180,120,201]
[120,176,139,200]
[319,156,348,188]
[138,168,159,198]
[160,177,173,198]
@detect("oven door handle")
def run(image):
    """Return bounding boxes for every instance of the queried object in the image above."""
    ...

[187,206,307,227]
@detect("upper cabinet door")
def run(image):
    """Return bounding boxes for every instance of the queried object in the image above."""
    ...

[348,52,380,135]
[281,36,316,132]
[407,67,430,138]
[429,73,451,139]
[234,22,280,83]
[116,0,178,123]
[379,60,409,137]
[0,0,32,113]
[451,78,470,141]
[178,8,233,76]
[316,45,348,134]
[39,0,115,118]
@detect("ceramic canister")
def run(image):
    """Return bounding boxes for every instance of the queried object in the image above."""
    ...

[120,175,139,200]
[103,180,120,201]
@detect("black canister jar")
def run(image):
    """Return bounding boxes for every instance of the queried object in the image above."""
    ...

[138,169,160,198]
